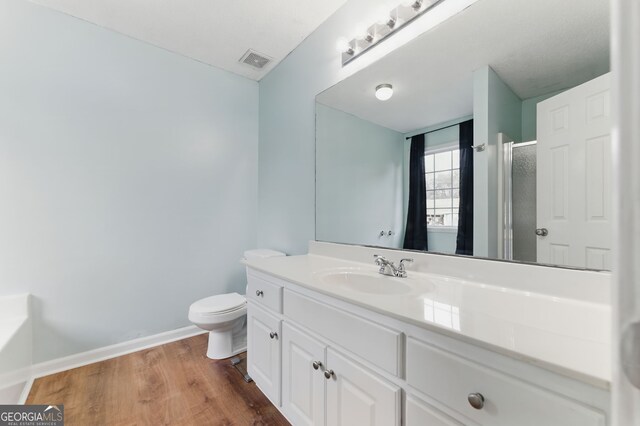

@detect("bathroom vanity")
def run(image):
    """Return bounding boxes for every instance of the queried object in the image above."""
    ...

[244,242,610,426]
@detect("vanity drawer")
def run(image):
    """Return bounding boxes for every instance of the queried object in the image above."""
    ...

[247,271,283,313]
[406,394,465,426]
[406,337,605,426]
[284,289,402,376]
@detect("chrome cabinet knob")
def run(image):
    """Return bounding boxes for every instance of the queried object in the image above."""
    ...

[324,369,335,379]
[535,228,549,237]
[255,290,264,297]
[269,332,278,339]
[467,392,485,410]
[312,361,323,370]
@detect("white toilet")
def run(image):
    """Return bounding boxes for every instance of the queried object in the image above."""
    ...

[189,292,248,359]
[188,249,285,359]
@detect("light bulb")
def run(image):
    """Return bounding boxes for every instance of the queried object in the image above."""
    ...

[376,6,391,25]
[336,37,353,54]
[402,0,423,11]
[353,22,375,43]
[377,12,396,28]
[375,84,393,101]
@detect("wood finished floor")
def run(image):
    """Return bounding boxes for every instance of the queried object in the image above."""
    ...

[27,334,289,426]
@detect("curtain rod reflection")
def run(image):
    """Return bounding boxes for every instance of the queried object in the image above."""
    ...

[404,122,461,140]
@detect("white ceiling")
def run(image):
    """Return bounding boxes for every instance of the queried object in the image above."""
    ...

[29,0,349,80]
[316,0,610,133]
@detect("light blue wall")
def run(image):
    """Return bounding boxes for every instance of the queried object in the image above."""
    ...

[316,104,404,248]
[473,66,522,257]
[257,0,422,255]
[0,0,259,362]
[521,91,562,141]
[427,231,458,253]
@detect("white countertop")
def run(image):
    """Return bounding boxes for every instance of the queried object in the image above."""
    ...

[244,251,611,389]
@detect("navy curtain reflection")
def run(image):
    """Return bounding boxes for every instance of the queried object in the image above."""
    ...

[403,134,428,251]
[456,119,474,255]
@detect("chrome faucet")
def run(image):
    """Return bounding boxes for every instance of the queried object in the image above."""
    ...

[374,255,413,278]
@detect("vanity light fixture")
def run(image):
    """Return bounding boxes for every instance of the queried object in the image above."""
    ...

[375,84,394,101]
[404,0,424,11]
[337,0,444,66]
[336,37,354,55]
[355,23,375,43]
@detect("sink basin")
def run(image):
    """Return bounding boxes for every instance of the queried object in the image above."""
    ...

[317,270,413,295]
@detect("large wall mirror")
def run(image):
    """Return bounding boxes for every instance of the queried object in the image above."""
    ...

[315,0,611,270]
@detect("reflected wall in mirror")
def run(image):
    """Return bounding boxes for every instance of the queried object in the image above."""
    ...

[315,0,611,270]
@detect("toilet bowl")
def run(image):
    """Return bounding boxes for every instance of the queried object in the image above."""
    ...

[189,249,286,359]
[188,293,247,359]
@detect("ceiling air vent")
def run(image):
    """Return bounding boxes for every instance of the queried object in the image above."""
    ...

[239,49,272,70]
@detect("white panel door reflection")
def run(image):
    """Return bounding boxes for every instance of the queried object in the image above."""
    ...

[537,73,612,269]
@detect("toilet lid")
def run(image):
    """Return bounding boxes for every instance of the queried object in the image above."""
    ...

[190,293,246,315]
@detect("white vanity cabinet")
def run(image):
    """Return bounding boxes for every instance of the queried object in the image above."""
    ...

[281,322,401,426]
[405,394,465,426]
[245,266,610,426]
[246,269,286,406]
[406,337,606,426]
[246,303,281,406]
[325,348,401,425]
[281,323,326,425]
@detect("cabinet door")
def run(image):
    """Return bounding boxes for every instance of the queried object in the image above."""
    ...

[282,323,326,426]
[247,303,281,406]
[326,348,401,426]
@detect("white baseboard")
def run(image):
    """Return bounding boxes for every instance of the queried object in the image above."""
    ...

[30,325,206,380]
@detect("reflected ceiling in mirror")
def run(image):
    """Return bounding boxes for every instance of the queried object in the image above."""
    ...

[315,0,611,271]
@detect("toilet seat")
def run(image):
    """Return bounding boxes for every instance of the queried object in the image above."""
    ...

[194,304,245,317]
[187,249,285,360]
[190,293,246,315]
[188,293,247,325]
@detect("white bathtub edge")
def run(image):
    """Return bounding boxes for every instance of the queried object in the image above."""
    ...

[18,378,33,404]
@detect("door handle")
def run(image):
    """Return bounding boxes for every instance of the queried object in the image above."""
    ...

[622,321,640,389]
[535,228,549,237]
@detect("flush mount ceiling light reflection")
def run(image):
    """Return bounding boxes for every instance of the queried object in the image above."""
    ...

[375,84,394,101]
[336,0,444,66]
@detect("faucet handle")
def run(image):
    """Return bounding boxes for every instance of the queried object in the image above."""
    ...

[374,254,388,269]
[399,258,414,268]
[396,258,414,277]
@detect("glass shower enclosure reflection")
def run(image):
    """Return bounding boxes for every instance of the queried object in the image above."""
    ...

[503,141,537,263]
